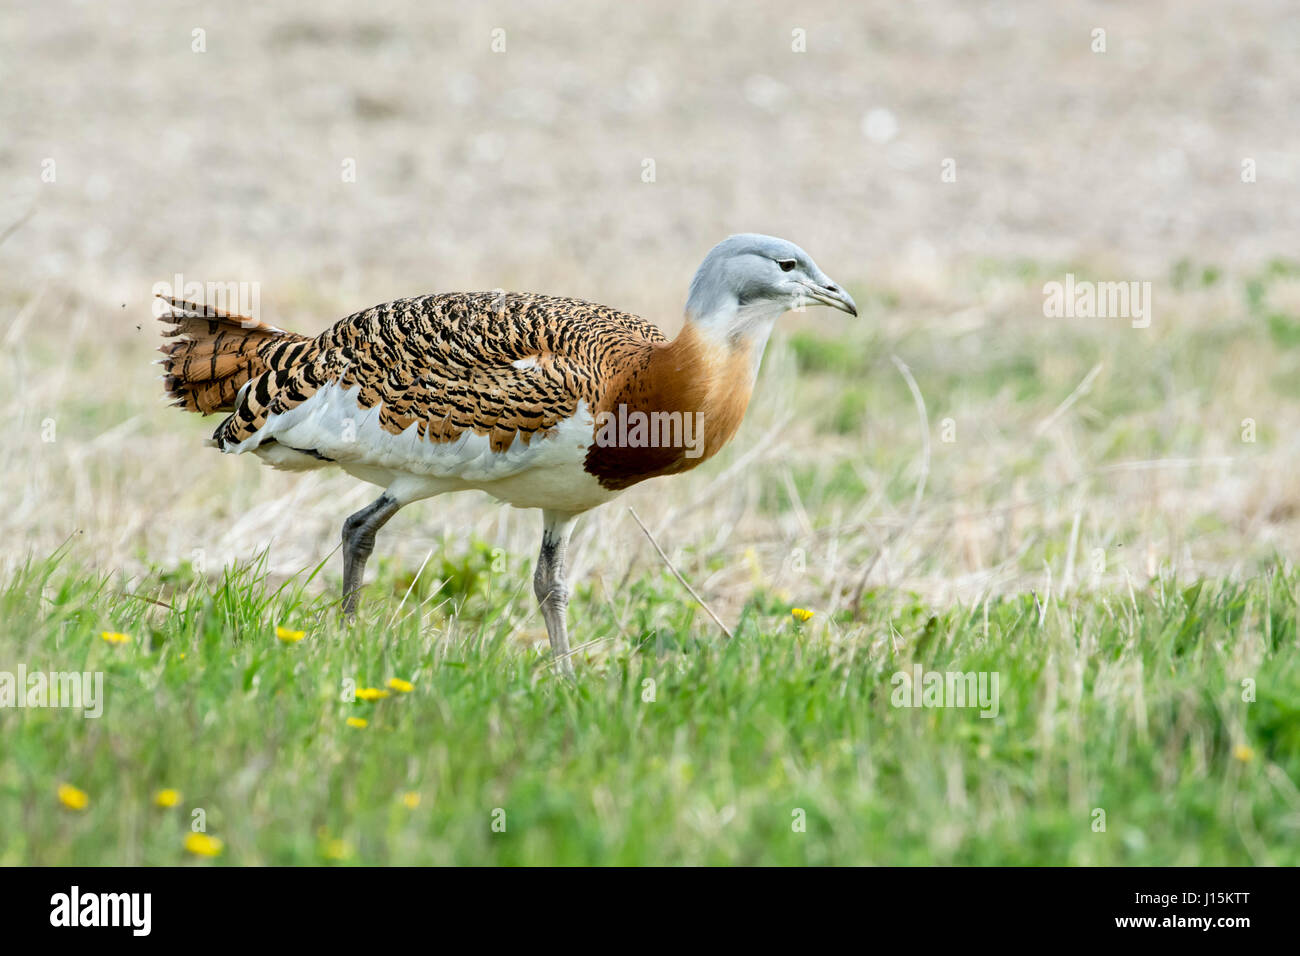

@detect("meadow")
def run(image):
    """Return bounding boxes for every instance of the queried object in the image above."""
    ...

[3,553,1298,865]
[5,256,1300,865]
[2,0,1299,865]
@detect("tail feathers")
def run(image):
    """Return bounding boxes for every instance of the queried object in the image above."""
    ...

[156,294,303,415]
[156,295,285,335]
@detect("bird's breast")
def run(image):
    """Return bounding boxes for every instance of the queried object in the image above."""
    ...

[582,326,755,490]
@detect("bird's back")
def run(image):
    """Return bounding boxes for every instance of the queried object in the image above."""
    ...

[206,292,666,472]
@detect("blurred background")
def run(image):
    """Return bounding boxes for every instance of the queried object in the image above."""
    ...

[3,0,1300,615]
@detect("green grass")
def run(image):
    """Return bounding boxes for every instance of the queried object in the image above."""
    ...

[7,260,1300,864]
[2,550,1296,865]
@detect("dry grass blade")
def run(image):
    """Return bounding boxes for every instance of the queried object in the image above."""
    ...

[628,507,734,641]
[847,354,931,615]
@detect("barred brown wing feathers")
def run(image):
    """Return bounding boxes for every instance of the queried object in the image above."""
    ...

[211,292,666,454]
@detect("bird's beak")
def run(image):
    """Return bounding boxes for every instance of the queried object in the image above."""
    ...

[803,281,858,317]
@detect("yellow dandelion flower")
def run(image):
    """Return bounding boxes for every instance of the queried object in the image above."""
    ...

[153,788,181,808]
[321,838,351,861]
[275,626,305,644]
[387,678,414,693]
[345,716,368,729]
[100,631,130,645]
[184,832,223,857]
[401,791,421,809]
[57,783,89,810]
[354,687,390,701]
[1234,744,1255,763]
[791,608,815,623]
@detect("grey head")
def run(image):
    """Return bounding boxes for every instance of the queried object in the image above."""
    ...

[684,233,858,326]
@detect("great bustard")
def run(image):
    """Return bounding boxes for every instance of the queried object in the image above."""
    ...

[158,234,856,672]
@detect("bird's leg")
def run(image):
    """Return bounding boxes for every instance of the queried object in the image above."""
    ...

[534,510,579,677]
[341,493,401,615]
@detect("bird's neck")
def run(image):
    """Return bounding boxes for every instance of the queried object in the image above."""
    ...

[643,304,781,452]
[583,307,777,490]
[679,297,786,384]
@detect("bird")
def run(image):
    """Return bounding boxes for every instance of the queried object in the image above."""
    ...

[157,234,857,673]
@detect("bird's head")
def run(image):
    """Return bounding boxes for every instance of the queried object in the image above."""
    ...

[684,234,858,331]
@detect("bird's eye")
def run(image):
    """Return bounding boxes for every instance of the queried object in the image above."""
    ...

[778,259,797,272]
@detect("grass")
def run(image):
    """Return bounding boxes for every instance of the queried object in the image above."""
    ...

[3,548,1296,865]
[5,258,1300,865]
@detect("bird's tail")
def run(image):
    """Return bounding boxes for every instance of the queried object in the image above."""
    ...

[155,295,304,414]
